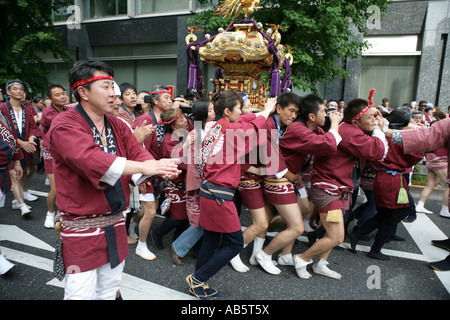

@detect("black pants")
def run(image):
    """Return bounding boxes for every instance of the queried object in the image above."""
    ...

[353,203,413,253]
[154,216,189,241]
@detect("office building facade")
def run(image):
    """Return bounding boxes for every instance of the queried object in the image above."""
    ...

[46,0,450,108]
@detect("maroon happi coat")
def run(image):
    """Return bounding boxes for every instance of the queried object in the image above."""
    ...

[262,115,287,176]
[0,102,41,168]
[312,122,386,195]
[0,111,23,167]
[160,131,187,220]
[39,104,67,152]
[132,114,161,160]
[280,120,338,175]
[0,112,23,193]
[373,137,423,208]
[401,117,450,213]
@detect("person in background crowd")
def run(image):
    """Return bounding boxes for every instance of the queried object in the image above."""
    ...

[0,79,42,215]
[117,83,141,126]
[39,84,69,228]
[137,90,151,114]
[0,92,24,274]
[32,96,44,124]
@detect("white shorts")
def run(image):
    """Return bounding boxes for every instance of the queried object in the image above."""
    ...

[139,192,155,202]
[297,186,308,199]
[64,261,125,300]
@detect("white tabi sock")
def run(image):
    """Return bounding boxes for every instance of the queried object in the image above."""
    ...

[230,254,249,273]
[249,237,265,265]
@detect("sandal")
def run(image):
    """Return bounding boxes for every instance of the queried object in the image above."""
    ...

[186,274,221,299]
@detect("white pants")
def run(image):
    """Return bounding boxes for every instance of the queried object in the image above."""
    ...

[64,261,124,300]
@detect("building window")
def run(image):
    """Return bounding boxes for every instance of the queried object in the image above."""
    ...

[104,59,177,93]
[136,0,190,14]
[359,36,421,108]
[83,0,127,19]
[359,56,419,108]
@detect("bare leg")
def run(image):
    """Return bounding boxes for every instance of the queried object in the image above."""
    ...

[298,211,345,262]
[138,200,156,243]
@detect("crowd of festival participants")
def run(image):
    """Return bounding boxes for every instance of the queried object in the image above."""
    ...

[0,60,449,300]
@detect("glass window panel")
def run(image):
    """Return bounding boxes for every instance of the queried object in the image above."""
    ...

[137,0,154,14]
[92,43,177,58]
[196,0,219,9]
[359,56,418,108]
[84,0,127,19]
[136,0,189,14]
[45,63,71,92]
[93,59,177,94]
[44,59,177,98]
[105,60,136,85]
[154,0,189,12]
[135,59,177,92]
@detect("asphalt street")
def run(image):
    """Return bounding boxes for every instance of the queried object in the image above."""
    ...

[1,171,449,307]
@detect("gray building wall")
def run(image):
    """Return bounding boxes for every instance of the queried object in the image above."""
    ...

[416,1,450,106]
[323,0,450,107]
[58,14,192,96]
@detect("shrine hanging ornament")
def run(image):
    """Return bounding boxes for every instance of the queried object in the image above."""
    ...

[185,0,294,109]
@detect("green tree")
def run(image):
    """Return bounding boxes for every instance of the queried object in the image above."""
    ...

[0,0,73,95]
[191,0,391,93]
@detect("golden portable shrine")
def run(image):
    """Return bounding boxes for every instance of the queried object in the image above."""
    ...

[185,0,294,109]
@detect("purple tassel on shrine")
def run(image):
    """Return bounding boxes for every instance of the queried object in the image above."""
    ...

[186,43,204,96]
[281,59,292,93]
[188,64,199,90]
[270,69,281,97]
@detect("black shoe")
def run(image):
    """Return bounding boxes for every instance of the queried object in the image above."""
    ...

[151,230,164,250]
[431,239,450,252]
[389,234,405,242]
[402,214,416,223]
[368,251,391,261]
[429,255,450,271]
[349,233,359,254]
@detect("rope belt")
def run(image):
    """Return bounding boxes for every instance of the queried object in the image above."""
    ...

[61,212,123,229]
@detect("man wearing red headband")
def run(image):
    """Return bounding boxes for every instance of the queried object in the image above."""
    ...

[48,60,181,300]
[294,94,388,280]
